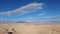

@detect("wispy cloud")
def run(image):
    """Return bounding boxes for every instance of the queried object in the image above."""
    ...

[0,3,45,16]
[34,15,60,22]
[21,15,60,22]
[37,11,46,17]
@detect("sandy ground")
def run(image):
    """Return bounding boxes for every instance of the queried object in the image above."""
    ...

[0,23,60,34]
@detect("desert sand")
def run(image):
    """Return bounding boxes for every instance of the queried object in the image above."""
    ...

[0,23,60,34]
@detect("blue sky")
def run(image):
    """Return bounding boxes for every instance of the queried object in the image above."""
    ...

[0,0,60,22]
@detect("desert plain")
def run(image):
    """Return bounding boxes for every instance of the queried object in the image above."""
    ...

[0,23,60,34]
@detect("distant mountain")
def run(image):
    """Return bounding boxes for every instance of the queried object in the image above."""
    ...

[16,21,28,23]
[0,21,60,24]
[0,21,16,23]
[16,20,60,24]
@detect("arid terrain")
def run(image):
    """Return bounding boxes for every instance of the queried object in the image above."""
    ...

[0,23,60,34]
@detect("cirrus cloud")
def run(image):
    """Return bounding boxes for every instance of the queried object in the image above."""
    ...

[0,3,45,16]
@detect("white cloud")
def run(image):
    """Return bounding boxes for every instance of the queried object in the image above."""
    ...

[0,3,45,16]
[34,15,60,22]
[22,15,60,22]
[37,11,46,16]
